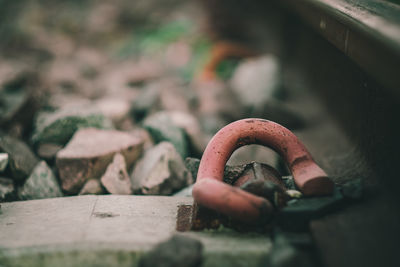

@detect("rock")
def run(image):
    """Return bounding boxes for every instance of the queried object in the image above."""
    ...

[118,59,164,87]
[94,98,131,126]
[131,78,191,120]
[100,153,132,195]
[184,157,200,181]
[241,179,287,209]
[230,55,281,115]
[0,82,29,124]
[130,85,160,121]
[183,158,253,185]
[128,128,154,151]
[0,153,8,172]
[32,104,113,146]
[164,41,192,68]
[56,128,144,194]
[193,79,240,123]
[79,179,104,195]
[286,190,303,199]
[0,177,14,201]
[0,71,42,134]
[131,142,192,195]
[46,93,92,110]
[143,112,188,158]
[87,2,119,34]
[138,234,203,267]
[46,60,86,93]
[168,111,207,156]
[159,80,191,113]
[100,59,163,96]
[36,143,63,160]
[0,135,39,182]
[237,163,287,208]
[192,79,238,136]
[234,162,286,188]
[223,164,248,184]
[18,161,63,200]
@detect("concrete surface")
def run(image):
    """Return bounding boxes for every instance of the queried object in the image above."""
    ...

[0,195,272,267]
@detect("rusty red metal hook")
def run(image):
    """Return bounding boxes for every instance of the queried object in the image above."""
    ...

[192,118,334,223]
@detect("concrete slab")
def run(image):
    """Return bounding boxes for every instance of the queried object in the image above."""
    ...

[0,195,272,267]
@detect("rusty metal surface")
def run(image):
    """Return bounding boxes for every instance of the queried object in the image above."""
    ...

[176,204,194,232]
[192,119,334,223]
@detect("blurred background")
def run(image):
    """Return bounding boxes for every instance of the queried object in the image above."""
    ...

[1,0,400,266]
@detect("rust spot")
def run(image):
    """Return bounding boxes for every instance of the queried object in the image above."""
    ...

[237,136,252,146]
[191,203,222,231]
[176,204,193,232]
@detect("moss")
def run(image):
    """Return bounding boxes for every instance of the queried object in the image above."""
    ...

[0,249,142,267]
[32,109,113,146]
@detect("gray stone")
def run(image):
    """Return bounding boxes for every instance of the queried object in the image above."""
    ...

[159,80,191,113]
[164,41,192,69]
[18,161,63,200]
[46,93,92,110]
[127,128,155,151]
[223,164,248,185]
[0,71,40,130]
[0,134,39,182]
[286,190,303,199]
[0,153,8,172]
[101,153,132,195]
[131,85,160,120]
[56,128,144,194]
[32,104,114,146]
[37,143,63,160]
[0,177,14,201]
[79,179,104,195]
[185,157,200,181]
[183,158,253,185]
[143,112,188,158]
[106,59,164,90]
[230,55,281,115]
[131,142,192,195]
[241,180,286,209]
[193,79,240,123]
[168,111,208,156]
[236,162,286,189]
[138,234,203,267]
[95,98,131,126]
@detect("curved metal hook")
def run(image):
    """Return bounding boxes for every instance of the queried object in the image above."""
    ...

[192,118,334,222]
